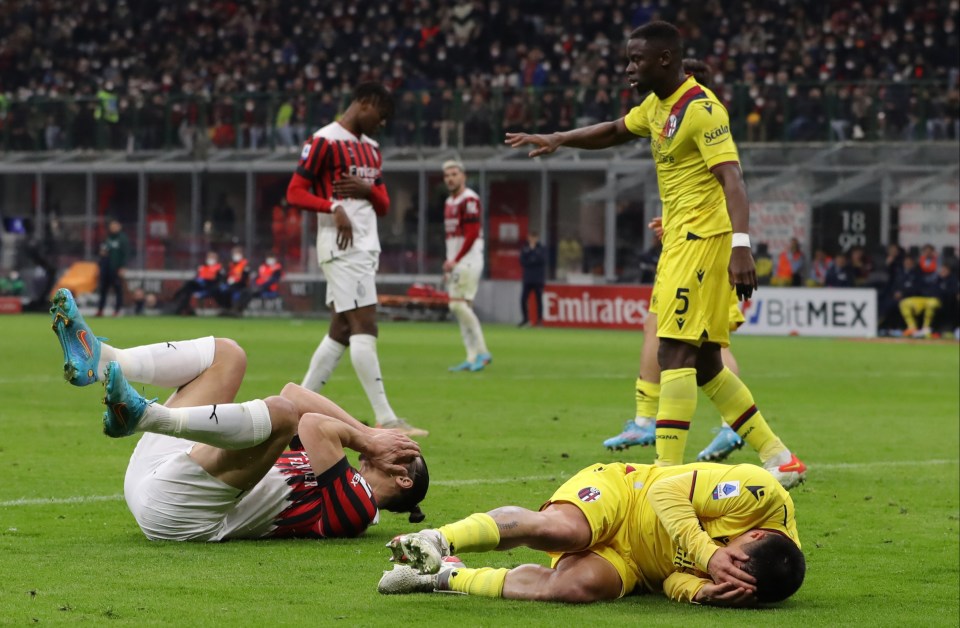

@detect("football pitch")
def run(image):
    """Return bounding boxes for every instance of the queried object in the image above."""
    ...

[0,314,957,626]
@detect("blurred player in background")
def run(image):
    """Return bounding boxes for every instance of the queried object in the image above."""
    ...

[379,461,803,606]
[441,160,492,372]
[507,23,805,487]
[50,288,428,541]
[286,82,427,437]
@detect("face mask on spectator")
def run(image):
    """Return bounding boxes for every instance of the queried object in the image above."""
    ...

[206,257,217,265]
[266,257,277,266]
[232,253,243,263]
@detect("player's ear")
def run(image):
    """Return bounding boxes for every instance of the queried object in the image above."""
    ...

[396,475,413,490]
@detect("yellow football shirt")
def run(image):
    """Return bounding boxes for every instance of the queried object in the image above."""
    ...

[623,76,741,251]
[631,462,800,602]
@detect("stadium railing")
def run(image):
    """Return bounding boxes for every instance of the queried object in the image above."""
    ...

[1,81,956,153]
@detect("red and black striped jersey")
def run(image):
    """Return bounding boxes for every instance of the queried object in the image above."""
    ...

[296,121,385,259]
[270,454,378,538]
[218,453,379,540]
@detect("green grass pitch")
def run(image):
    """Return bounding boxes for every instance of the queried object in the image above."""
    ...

[0,314,957,626]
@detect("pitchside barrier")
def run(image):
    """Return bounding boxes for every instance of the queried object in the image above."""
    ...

[517,283,876,338]
[112,273,877,337]
[738,287,877,338]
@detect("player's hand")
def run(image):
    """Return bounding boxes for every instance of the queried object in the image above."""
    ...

[365,430,422,476]
[332,174,372,199]
[706,546,757,593]
[648,217,664,241]
[333,206,353,250]
[729,247,758,301]
[504,132,561,158]
[693,581,758,607]
[442,260,456,273]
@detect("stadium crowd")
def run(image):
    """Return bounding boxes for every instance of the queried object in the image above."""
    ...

[0,0,958,150]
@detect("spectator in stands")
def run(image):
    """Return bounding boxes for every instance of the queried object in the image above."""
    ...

[556,236,583,281]
[848,246,873,286]
[463,92,493,145]
[773,238,804,287]
[518,231,547,327]
[235,255,284,315]
[0,270,24,296]
[170,251,224,316]
[2,1,958,149]
[877,244,906,334]
[216,245,250,314]
[824,252,853,288]
[807,249,832,287]
[931,264,960,336]
[894,255,931,337]
[918,244,939,275]
[96,218,130,317]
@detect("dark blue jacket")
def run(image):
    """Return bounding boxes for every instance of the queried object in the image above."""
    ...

[520,242,546,284]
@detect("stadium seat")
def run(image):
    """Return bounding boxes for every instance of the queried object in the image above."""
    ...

[53,262,99,299]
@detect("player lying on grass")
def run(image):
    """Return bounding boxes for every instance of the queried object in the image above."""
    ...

[50,288,428,541]
[379,461,803,607]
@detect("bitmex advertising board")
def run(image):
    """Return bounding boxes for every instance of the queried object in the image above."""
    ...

[540,284,876,337]
[541,284,652,329]
[739,287,877,338]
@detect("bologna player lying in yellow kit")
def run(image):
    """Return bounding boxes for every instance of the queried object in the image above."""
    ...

[379,461,803,606]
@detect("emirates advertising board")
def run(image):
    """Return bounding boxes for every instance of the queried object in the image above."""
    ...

[541,284,652,329]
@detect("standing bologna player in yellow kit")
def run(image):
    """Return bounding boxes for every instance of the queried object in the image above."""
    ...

[506,21,805,486]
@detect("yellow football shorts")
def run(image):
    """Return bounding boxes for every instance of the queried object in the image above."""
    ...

[541,463,643,597]
[652,233,733,347]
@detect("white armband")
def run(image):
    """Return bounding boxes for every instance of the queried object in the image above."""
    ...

[732,233,751,249]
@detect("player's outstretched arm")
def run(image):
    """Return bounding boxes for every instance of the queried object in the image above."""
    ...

[505,118,637,157]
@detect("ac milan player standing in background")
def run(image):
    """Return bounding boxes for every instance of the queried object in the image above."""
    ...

[442,160,492,372]
[286,83,427,437]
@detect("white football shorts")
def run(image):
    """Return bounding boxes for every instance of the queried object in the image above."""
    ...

[124,435,242,541]
[447,258,483,301]
[321,249,379,312]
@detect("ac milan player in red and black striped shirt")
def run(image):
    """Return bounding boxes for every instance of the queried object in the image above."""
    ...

[50,289,429,541]
[287,82,428,438]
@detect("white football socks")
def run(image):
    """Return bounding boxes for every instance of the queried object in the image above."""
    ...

[99,336,216,388]
[137,399,272,449]
[301,335,347,391]
[349,334,398,424]
[450,301,488,360]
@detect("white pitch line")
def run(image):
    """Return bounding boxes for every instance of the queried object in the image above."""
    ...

[1,459,956,508]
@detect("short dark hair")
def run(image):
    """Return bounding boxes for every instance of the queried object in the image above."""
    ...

[629,21,683,56]
[741,533,806,603]
[352,82,395,119]
[378,456,429,523]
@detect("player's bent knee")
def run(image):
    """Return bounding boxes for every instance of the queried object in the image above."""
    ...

[214,338,247,370]
[262,395,299,434]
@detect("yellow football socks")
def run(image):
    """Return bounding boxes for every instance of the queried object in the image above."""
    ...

[447,567,508,597]
[438,513,500,554]
[655,367,697,466]
[701,367,785,463]
[635,378,661,419]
